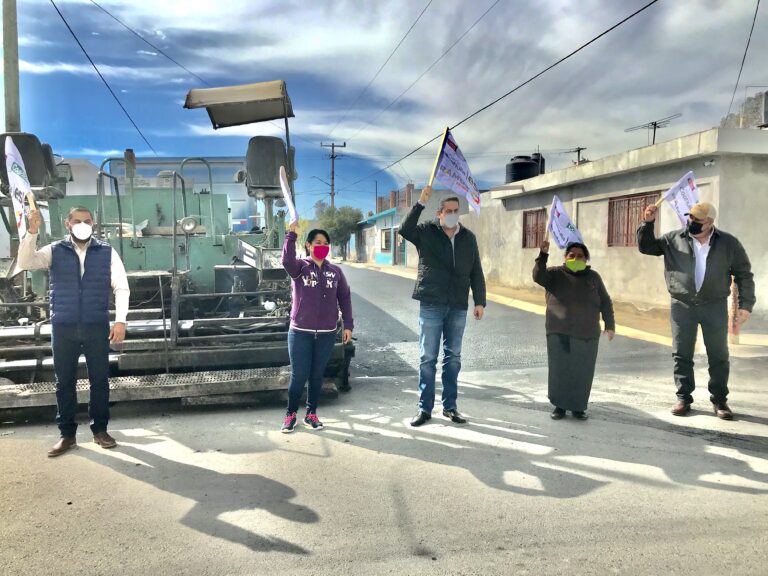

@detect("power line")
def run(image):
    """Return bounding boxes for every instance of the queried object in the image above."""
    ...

[338,0,661,192]
[348,0,502,141]
[89,0,210,87]
[726,0,761,117]
[49,0,157,155]
[326,0,433,138]
[86,1,318,148]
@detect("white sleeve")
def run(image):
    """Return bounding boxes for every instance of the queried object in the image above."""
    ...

[17,233,52,270]
[110,248,130,323]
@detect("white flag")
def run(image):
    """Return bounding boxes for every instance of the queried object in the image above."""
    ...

[279,165,299,225]
[4,137,33,238]
[662,171,699,226]
[548,195,583,249]
[431,128,481,214]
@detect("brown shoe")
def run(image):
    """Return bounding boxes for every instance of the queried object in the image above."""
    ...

[93,431,117,449]
[671,400,691,416]
[713,403,733,420]
[48,436,77,457]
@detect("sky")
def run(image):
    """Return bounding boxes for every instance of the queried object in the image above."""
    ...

[13,0,768,216]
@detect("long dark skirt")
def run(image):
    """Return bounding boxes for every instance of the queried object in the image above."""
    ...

[546,333,599,412]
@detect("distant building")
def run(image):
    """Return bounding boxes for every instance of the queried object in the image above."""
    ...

[355,183,470,266]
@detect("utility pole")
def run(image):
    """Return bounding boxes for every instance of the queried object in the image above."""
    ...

[320,141,345,209]
[571,146,587,165]
[374,180,378,213]
[3,0,21,132]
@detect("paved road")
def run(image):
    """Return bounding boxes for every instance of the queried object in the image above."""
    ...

[1,265,766,576]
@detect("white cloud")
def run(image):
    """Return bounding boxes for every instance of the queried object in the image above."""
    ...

[19,0,768,192]
[136,50,158,56]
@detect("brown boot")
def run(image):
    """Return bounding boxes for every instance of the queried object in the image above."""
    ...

[48,436,77,457]
[93,431,117,449]
[671,400,691,416]
[713,403,733,420]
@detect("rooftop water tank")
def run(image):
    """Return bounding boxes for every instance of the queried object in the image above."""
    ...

[505,155,539,183]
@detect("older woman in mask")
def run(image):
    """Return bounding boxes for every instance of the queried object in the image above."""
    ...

[533,240,615,420]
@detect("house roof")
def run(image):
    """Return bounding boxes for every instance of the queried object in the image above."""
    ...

[358,207,397,225]
[490,127,768,200]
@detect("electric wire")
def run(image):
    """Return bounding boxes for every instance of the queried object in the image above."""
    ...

[49,0,158,155]
[726,0,761,117]
[338,0,661,192]
[86,0,318,147]
[326,0,433,138]
[347,0,502,141]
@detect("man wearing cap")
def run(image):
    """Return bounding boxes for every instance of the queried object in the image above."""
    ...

[638,201,755,419]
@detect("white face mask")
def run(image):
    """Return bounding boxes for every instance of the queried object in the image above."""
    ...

[70,222,93,241]
[441,212,460,229]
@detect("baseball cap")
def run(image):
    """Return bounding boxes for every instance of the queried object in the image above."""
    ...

[685,202,717,220]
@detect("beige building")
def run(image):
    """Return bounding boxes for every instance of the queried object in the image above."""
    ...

[471,127,767,318]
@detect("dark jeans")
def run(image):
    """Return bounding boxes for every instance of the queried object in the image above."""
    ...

[670,298,730,405]
[417,303,467,413]
[286,329,337,415]
[52,322,111,437]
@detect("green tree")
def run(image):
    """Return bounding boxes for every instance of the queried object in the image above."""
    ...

[318,205,363,260]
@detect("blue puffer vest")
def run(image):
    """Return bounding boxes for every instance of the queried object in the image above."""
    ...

[49,238,112,324]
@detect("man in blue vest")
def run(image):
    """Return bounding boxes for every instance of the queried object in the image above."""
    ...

[19,206,130,456]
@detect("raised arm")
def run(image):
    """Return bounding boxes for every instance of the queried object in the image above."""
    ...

[281,227,303,279]
[532,240,554,289]
[17,210,52,270]
[637,204,664,256]
[398,185,432,247]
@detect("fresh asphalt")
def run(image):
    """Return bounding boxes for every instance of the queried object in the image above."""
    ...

[1,265,766,576]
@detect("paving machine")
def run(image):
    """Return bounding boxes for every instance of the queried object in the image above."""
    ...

[0,80,353,409]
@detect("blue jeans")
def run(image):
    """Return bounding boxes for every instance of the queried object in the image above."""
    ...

[51,322,111,437]
[418,303,467,413]
[287,330,337,414]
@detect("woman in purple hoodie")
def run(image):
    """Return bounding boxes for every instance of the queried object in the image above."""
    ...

[280,222,354,432]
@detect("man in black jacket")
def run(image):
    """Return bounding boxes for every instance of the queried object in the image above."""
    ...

[398,185,486,426]
[638,201,755,419]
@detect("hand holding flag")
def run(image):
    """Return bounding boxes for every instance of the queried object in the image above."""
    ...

[654,171,700,225]
[4,136,34,237]
[547,195,583,249]
[279,165,299,225]
[429,128,481,214]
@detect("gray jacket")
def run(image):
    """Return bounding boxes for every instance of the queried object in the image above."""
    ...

[637,221,755,312]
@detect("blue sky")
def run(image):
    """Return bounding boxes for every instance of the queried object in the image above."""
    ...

[14,0,768,216]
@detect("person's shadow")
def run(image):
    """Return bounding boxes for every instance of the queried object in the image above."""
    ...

[79,434,318,554]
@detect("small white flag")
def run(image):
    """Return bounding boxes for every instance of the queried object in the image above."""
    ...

[661,171,699,226]
[548,195,583,249]
[279,165,299,225]
[4,137,33,238]
[430,128,481,214]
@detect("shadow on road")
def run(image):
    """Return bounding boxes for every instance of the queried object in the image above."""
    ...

[322,379,768,500]
[78,434,318,554]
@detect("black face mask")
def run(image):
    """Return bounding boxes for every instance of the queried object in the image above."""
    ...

[687,220,704,235]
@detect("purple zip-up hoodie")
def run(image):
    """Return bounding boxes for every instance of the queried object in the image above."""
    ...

[282,231,354,333]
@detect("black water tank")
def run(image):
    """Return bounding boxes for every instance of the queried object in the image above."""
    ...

[505,155,539,183]
[531,152,545,175]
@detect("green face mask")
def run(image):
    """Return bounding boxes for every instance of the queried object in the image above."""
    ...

[565,259,587,272]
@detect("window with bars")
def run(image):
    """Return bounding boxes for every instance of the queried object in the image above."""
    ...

[607,192,660,247]
[522,208,547,248]
[380,228,392,252]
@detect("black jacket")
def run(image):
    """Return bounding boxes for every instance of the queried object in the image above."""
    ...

[637,221,755,312]
[398,203,486,309]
